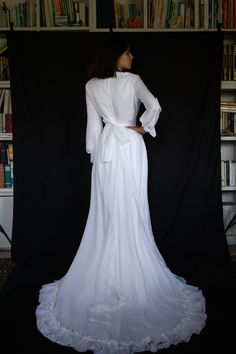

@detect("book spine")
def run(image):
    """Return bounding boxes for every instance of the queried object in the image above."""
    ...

[4,163,11,188]
[0,163,4,188]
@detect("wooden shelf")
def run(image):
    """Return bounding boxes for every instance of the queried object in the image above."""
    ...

[0,133,12,140]
[221,136,236,141]
[0,188,13,197]
[221,81,236,90]
[0,81,10,89]
[222,187,236,192]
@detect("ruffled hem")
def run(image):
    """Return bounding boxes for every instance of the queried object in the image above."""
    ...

[36,279,207,354]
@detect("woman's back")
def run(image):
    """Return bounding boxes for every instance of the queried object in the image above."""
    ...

[86,72,141,124]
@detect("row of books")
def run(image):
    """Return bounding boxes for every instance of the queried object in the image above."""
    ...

[0,0,89,28]
[15,0,37,27]
[0,143,13,189]
[221,102,236,135]
[222,43,236,81]
[41,0,89,27]
[221,160,236,187]
[0,56,9,81]
[0,38,7,56]
[148,0,217,29]
[0,113,13,136]
[0,89,11,113]
[0,0,235,29]
[0,0,37,28]
[0,143,13,166]
[97,0,236,29]
[221,0,236,29]
[0,162,13,188]
[112,0,143,28]
[223,204,236,234]
[0,89,12,134]
[220,111,236,135]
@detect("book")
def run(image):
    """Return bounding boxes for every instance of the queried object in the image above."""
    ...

[0,37,7,55]
[0,89,5,112]
[7,143,13,162]
[223,203,236,234]
[0,132,12,140]
[0,112,3,133]
[0,163,4,188]
[5,113,12,134]
[10,160,13,187]
[2,89,9,133]
[0,143,8,164]
[4,163,11,188]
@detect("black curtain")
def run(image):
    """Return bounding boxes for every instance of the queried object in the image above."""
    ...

[7,31,234,287]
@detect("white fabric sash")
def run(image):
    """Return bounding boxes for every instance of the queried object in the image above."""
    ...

[100,120,135,163]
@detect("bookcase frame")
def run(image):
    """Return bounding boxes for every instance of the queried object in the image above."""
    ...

[220,33,236,256]
[0,79,12,197]
[0,78,13,249]
[0,1,235,32]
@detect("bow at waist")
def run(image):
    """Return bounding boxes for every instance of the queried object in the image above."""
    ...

[99,120,135,163]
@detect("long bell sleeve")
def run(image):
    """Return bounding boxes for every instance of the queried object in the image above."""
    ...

[134,76,162,137]
[85,88,103,162]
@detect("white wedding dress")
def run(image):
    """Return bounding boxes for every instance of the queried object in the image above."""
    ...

[36,72,207,354]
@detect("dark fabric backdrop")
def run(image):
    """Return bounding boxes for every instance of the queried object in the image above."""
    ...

[7,31,234,287]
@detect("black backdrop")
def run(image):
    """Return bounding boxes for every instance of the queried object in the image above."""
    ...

[7,31,234,287]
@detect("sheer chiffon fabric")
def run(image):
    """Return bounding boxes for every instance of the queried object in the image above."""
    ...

[36,72,207,354]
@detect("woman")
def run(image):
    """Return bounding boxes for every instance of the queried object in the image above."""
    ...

[36,38,207,354]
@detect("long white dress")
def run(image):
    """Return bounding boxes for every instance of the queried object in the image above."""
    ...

[36,72,207,354]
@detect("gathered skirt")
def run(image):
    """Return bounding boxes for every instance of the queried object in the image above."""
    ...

[36,127,207,354]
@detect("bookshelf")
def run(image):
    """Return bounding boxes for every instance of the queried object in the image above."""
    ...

[0,1,235,32]
[0,0,90,31]
[0,35,13,249]
[221,33,236,256]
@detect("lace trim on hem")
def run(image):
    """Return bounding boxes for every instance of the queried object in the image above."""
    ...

[36,280,207,353]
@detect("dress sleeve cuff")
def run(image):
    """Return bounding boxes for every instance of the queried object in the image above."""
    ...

[140,121,156,138]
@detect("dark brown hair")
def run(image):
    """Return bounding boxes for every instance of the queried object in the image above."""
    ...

[87,37,130,79]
